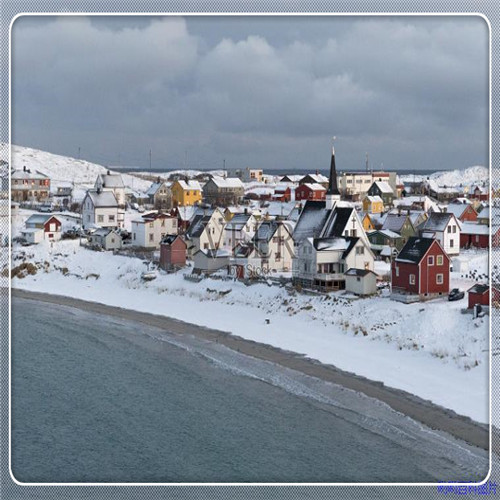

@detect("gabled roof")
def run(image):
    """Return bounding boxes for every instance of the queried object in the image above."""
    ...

[208,176,244,189]
[444,203,475,219]
[97,173,125,188]
[86,189,118,208]
[364,195,383,204]
[186,214,211,238]
[395,237,440,264]
[302,173,329,184]
[372,181,393,194]
[369,228,402,240]
[321,206,355,238]
[420,212,457,232]
[468,284,489,295]
[311,236,359,259]
[25,214,61,225]
[301,183,326,192]
[225,213,252,230]
[146,182,168,196]
[161,234,184,246]
[459,221,489,235]
[345,268,378,277]
[293,200,330,244]
[254,220,278,242]
[12,169,49,180]
[382,213,412,233]
[175,180,202,191]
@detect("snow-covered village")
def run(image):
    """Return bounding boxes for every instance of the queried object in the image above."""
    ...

[4,141,493,427]
[5,14,497,486]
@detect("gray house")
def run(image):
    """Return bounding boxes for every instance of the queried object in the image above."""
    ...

[90,228,123,250]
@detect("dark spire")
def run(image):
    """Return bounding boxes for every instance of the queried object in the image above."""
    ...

[327,145,340,196]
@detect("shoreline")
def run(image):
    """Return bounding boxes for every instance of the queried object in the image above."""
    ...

[12,287,490,451]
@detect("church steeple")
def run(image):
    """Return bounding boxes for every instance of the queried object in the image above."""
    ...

[326,138,340,209]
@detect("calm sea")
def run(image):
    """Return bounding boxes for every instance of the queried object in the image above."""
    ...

[11,297,488,483]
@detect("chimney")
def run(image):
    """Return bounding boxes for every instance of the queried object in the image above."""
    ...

[23,166,26,172]
[107,170,111,175]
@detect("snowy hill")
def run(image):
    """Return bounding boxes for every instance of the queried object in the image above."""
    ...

[4,144,151,201]
[400,166,488,187]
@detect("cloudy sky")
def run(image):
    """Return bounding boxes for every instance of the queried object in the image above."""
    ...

[11,15,488,172]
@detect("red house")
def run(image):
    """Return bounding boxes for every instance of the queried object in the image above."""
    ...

[392,237,450,299]
[467,284,489,309]
[273,185,292,202]
[470,186,489,202]
[459,222,489,249]
[160,235,187,270]
[295,183,326,201]
[445,203,478,222]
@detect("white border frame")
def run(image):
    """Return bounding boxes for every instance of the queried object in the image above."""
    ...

[7,11,493,488]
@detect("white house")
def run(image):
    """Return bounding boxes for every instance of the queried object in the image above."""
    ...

[344,268,378,296]
[223,212,258,250]
[21,214,62,244]
[95,171,126,226]
[419,212,461,256]
[292,236,375,291]
[82,189,120,229]
[193,248,231,274]
[131,212,178,249]
[185,207,226,258]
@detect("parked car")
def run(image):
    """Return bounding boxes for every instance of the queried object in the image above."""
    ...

[448,288,465,301]
[38,204,52,213]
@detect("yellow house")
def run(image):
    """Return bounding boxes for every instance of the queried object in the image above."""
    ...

[362,195,384,214]
[361,213,375,231]
[171,180,202,206]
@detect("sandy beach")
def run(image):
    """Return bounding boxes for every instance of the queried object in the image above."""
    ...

[12,287,489,451]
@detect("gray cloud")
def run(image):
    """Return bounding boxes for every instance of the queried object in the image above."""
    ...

[11,15,488,171]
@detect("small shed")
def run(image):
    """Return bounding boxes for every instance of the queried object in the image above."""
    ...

[193,248,230,274]
[90,228,122,250]
[20,228,44,244]
[467,284,489,310]
[344,268,378,296]
[160,235,187,270]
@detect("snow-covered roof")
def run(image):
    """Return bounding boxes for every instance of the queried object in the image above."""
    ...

[86,189,118,207]
[382,213,411,233]
[21,227,44,234]
[477,207,490,219]
[98,173,125,188]
[313,237,350,252]
[176,180,202,191]
[458,222,489,235]
[345,268,377,277]
[364,195,383,204]
[25,214,61,225]
[146,182,167,196]
[396,237,438,264]
[12,168,49,180]
[209,176,245,189]
[303,183,326,192]
[444,203,474,219]
[373,181,393,194]
[304,173,329,184]
[420,212,456,232]
[378,229,402,239]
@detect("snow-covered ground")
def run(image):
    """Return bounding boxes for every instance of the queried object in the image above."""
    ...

[9,235,490,425]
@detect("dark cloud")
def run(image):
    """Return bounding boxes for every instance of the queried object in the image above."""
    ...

[11,15,488,171]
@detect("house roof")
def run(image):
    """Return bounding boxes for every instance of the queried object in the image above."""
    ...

[444,203,474,219]
[186,214,211,238]
[21,227,44,234]
[302,173,329,184]
[468,284,489,295]
[12,169,49,180]
[370,229,402,240]
[311,236,359,259]
[382,213,411,233]
[25,214,61,225]
[176,180,202,191]
[254,221,278,242]
[98,173,125,188]
[395,237,438,264]
[226,213,252,230]
[419,212,456,232]
[234,243,254,258]
[459,221,489,235]
[93,228,114,237]
[161,234,184,246]
[195,248,231,258]
[146,182,167,196]
[293,200,330,243]
[373,181,393,194]
[209,176,245,189]
[365,195,383,204]
[86,189,118,207]
[301,183,326,192]
[345,268,377,277]
[321,206,355,238]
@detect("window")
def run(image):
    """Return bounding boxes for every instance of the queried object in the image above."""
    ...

[149,234,154,242]
[436,274,443,284]
[149,222,154,228]
[161,219,165,227]
[453,226,456,233]
[447,226,451,233]
[109,215,115,222]
[356,246,364,255]
[450,239,454,248]
[437,255,443,265]
[98,215,104,223]
[357,277,361,282]
[395,266,399,277]
[133,233,136,240]
[409,274,415,285]
[428,255,434,266]
[476,235,480,242]
[49,223,56,232]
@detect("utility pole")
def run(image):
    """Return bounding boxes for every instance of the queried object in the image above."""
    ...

[365,152,369,173]
[78,147,81,160]
[149,149,152,172]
